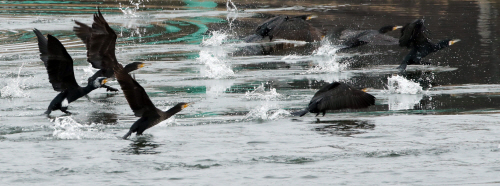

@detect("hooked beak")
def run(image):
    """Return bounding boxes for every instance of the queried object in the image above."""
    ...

[182,102,193,109]
[361,88,370,92]
[101,78,108,85]
[449,39,461,46]
[393,26,403,31]
[306,15,318,20]
[137,62,151,69]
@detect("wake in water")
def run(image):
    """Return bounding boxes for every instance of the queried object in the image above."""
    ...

[52,116,115,140]
[303,40,348,74]
[0,64,30,98]
[198,31,235,79]
[245,104,290,121]
[245,83,283,101]
[384,75,423,94]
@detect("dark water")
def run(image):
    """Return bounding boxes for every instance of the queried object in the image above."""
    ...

[1,0,500,185]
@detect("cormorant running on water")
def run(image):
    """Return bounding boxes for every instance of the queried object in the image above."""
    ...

[33,30,107,115]
[244,15,323,43]
[115,64,190,139]
[331,25,402,50]
[397,19,460,71]
[292,82,375,117]
[73,9,147,92]
[82,9,190,139]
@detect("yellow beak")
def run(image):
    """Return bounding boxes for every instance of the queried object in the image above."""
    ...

[449,39,461,45]
[306,15,318,20]
[182,103,192,109]
[101,78,108,85]
[393,26,403,31]
[138,63,151,69]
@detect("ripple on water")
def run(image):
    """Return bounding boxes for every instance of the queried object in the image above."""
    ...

[244,83,283,101]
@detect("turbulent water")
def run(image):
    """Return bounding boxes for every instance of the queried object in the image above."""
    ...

[1,0,500,185]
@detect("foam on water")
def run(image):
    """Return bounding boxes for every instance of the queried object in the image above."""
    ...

[52,116,115,140]
[0,64,30,98]
[245,104,290,121]
[388,94,424,110]
[244,83,283,101]
[198,31,234,79]
[201,31,229,46]
[304,41,347,74]
[385,75,423,94]
[119,0,145,18]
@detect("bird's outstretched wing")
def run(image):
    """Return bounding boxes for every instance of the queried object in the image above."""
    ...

[310,82,375,110]
[33,29,49,66]
[74,8,118,70]
[45,35,80,91]
[399,19,431,48]
[114,65,158,117]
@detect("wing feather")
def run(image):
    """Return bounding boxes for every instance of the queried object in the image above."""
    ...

[46,35,79,91]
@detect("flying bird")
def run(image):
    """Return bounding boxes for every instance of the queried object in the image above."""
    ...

[397,19,460,70]
[73,9,147,92]
[34,29,107,115]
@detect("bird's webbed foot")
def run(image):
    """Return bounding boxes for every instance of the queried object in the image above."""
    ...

[322,112,326,116]
[315,112,320,117]
[102,85,119,92]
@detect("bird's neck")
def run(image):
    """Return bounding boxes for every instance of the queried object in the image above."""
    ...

[161,106,181,119]
[82,83,98,95]
[433,40,451,52]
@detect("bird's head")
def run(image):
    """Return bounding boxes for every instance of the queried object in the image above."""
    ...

[379,25,403,33]
[92,77,108,88]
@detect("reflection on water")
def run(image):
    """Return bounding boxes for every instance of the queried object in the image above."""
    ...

[313,120,375,137]
[120,135,161,155]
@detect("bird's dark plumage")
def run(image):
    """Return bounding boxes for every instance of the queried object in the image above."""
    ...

[115,64,190,139]
[82,9,189,139]
[73,8,145,92]
[34,30,108,115]
[244,15,323,42]
[331,25,401,50]
[292,82,375,117]
[397,19,460,70]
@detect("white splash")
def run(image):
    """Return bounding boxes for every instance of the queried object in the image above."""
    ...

[1,64,30,98]
[388,94,424,110]
[156,116,178,127]
[198,32,234,79]
[245,104,290,120]
[385,75,423,94]
[201,31,229,46]
[304,41,348,74]
[226,0,238,31]
[52,116,114,140]
[245,83,283,101]
[119,0,145,17]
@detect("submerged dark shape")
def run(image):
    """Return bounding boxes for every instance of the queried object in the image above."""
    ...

[33,29,107,115]
[73,8,147,92]
[397,19,460,70]
[244,15,323,42]
[292,82,375,117]
[330,25,402,50]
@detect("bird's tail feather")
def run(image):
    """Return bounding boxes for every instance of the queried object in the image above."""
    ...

[291,109,309,117]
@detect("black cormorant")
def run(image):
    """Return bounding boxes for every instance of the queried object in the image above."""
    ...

[244,15,323,42]
[397,19,460,70]
[82,9,190,139]
[292,82,375,117]
[115,64,190,139]
[331,25,402,50]
[73,9,146,92]
[33,30,108,115]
